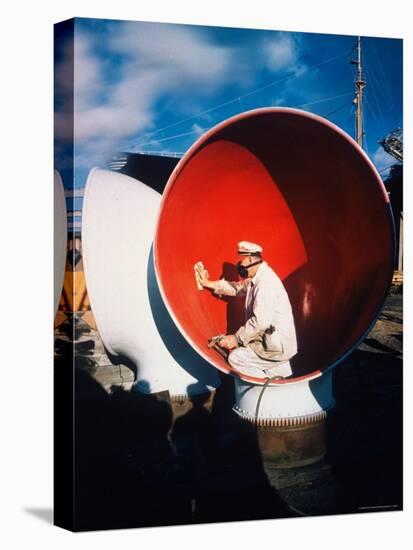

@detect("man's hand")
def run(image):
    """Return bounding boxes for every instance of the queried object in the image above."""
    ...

[217,334,238,350]
[194,261,213,289]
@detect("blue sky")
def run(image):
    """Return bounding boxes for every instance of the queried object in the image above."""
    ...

[55,17,403,200]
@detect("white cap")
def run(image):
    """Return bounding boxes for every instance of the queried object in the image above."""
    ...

[237,241,263,256]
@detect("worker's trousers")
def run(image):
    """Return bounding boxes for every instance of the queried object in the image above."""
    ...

[228,346,292,379]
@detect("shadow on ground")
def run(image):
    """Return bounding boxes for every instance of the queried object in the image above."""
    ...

[54,294,403,529]
[55,351,294,531]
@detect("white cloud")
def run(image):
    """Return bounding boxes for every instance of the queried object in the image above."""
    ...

[53,22,243,171]
[72,33,161,143]
[372,145,396,177]
[263,34,302,73]
[55,24,311,174]
[73,34,103,110]
[109,22,233,91]
[269,66,321,108]
[191,123,207,136]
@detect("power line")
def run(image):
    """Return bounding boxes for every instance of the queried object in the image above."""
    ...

[365,97,377,121]
[292,91,353,109]
[140,94,354,148]
[139,92,354,148]
[323,100,353,119]
[240,50,349,100]
[369,39,393,107]
[363,62,384,118]
[133,49,351,148]
[142,128,206,147]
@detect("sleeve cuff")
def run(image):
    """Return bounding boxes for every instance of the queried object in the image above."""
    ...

[235,329,245,346]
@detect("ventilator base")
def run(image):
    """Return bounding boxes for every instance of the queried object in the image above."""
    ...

[232,370,335,468]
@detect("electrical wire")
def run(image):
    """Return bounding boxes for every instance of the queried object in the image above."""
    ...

[363,63,383,118]
[141,128,208,148]
[364,96,377,122]
[370,39,394,106]
[133,49,351,148]
[140,95,354,148]
[323,100,353,119]
[292,91,353,110]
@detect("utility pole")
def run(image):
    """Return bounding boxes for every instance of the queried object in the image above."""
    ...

[352,36,366,147]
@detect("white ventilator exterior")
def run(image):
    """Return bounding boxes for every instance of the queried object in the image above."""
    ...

[233,370,335,426]
[81,168,220,398]
[54,170,67,317]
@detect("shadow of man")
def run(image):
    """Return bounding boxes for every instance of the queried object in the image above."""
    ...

[69,362,193,530]
[217,262,245,335]
[170,375,293,523]
[170,385,218,483]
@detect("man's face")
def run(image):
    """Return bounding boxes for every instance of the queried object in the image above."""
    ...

[239,256,253,268]
[237,255,261,278]
[238,255,259,267]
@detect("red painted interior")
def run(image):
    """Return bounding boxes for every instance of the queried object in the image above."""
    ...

[154,108,394,383]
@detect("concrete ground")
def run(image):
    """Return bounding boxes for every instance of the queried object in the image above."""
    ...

[277,290,403,516]
[54,289,403,529]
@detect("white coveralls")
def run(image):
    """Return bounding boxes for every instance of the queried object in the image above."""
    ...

[213,261,298,379]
